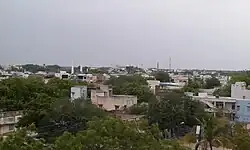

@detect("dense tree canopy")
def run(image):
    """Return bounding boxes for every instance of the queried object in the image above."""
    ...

[183,78,204,94]
[34,99,107,142]
[204,77,221,89]
[154,71,170,82]
[54,117,190,150]
[230,71,250,86]
[148,91,205,137]
[105,75,155,103]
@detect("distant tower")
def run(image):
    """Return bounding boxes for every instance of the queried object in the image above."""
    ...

[71,61,74,74]
[157,62,159,70]
[169,57,172,72]
[80,65,83,73]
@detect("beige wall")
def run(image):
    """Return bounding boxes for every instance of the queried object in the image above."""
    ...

[0,124,15,135]
[92,96,137,111]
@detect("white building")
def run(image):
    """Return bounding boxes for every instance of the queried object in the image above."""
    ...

[76,74,93,82]
[70,86,88,101]
[147,80,160,94]
[55,71,70,79]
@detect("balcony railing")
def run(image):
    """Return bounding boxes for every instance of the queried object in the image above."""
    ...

[0,115,22,125]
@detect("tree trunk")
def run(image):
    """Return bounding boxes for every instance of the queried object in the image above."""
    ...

[209,141,213,150]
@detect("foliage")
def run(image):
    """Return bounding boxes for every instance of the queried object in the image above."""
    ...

[0,128,48,150]
[21,64,61,73]
[154,71,170,82]
[204,77,221,89]
[54,117,190,150]
[21,99,107,142]
[183,132,196,144]
[105,75,155,103]
[0,77,87,112]
[231,71,250,86]
[128,103,148,115]
[148,91,205,136]
[213,83,231,97]
[183,78,204,94]
[228,123,250,150]
[195,116,230,150]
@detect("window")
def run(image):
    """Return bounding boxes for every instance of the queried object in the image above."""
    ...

[247,106,250,112]
[115,105,120,110]
[232,104,235,110]
[237,105,240,111]
[98,104,103,108]
[243,96,246,99]
[9,124,15,131]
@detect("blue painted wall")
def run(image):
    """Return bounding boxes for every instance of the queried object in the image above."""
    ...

[235,99,250,123]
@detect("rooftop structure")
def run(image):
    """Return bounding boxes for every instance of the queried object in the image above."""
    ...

[91,85,137,111]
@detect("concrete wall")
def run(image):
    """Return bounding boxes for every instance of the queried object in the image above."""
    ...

[231,82,250,99]
[147,80,160,94]
[71,86,87,100]
[235,99,250,123]
[0,124,15,135]
[92,95,137,111]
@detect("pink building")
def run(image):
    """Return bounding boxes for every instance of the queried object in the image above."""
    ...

[91,85,137,111]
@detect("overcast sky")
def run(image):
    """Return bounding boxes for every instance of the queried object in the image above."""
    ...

[1,0,250,70]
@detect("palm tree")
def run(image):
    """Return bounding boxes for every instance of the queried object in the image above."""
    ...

[195,116,226,150]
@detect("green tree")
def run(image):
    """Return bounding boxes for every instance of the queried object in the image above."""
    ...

[154,71,170,82]
[231,71,250,86]
[128,103,148,115]
[105,75,154,103]
[227,123,250,150]
[205,77,221,89]
[195,116,229,150]
[213,83,231,97]
[148,91,205,137]
[37,98,106,142]
[0,128,48,150]
[54,117,190,150]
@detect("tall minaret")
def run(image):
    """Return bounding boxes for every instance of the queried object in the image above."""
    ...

[71,60,74,74]
[80,65,83,73]
[169,57,172,72]
[157,62,159,70]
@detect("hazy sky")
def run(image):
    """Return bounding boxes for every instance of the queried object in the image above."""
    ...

[1,0,250,70]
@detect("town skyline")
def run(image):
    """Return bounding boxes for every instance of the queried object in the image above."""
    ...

[1,0,250,70]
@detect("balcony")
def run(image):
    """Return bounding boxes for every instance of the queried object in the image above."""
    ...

[0,115,22,125]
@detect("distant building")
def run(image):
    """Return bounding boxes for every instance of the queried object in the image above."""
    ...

[0,111,22,135]
[55,71,70,79]
[193,82,250,121]
[70,86,88,101]
[76,74,93,82]
[147,80,160,94]
[91,85,137,111]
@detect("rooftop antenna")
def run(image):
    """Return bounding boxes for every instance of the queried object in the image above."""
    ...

[169,57,172,72]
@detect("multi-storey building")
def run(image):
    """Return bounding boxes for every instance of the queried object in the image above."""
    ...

[0,111,22,135]
[193,82,250,123]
